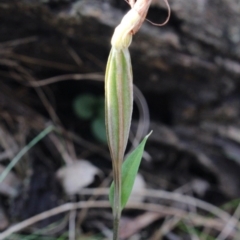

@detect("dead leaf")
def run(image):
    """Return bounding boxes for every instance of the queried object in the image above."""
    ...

[57,160,99,195]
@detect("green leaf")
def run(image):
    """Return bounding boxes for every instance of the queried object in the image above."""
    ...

[91,117,107,144]
[73,94,97,120]
[109,131,152,209]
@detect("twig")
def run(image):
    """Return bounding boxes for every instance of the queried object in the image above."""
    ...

[150,217,180,240]
[0,200,228,240]
[15,64,61,125]
[217,203,240,240]
[61,128,110,159]
[26,73,104,87]
[66,45,83,66]
[120,212,163,239]
[9,53,78,71]
[77,174,112,227]
[78,188,232,222]
[183,220,200,240]
[0,36,37,48]
[150,184,191,240]
[69,209,77,240]
[48,133,73,165]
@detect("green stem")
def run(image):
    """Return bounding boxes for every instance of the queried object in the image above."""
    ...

[112,161,122,240]
[113,214,120,240]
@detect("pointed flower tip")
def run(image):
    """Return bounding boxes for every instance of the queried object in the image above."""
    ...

[111,9,141,50]
[144,130,153,140]
[147,130,153,138]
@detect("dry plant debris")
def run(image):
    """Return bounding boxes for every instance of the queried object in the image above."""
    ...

[57,160,99,196]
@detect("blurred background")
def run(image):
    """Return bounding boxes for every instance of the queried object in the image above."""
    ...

[1,0,240,239]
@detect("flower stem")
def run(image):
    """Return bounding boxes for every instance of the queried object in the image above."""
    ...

[112,161,122,240]
[113,213,120,240]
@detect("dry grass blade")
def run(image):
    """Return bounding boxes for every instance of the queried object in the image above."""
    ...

[69,209,77,240]
[79,188,232,222]
[9,53,78,71]
[0,200,231,240]
[183,220,201,240]
[120,212,163,239]
[27,73,104,87]
[0,201,109,240]
[0,36,37,48]
[217,203,240,240]
[150,217,180,240]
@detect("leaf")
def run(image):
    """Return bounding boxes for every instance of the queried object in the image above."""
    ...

[91,117,107,144]
[73,94,97,120]
[109,131,152,209]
